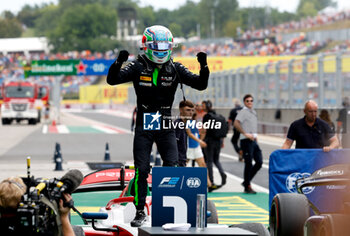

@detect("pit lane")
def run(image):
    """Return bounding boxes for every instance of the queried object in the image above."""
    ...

[0,108,275,226]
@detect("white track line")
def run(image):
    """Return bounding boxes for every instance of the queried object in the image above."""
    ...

[42,125,48,134]
[56,125,70,133]
[92,125,119,134]
[63,112,132,134]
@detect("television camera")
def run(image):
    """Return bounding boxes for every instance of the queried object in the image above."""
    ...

[0,157,83,236]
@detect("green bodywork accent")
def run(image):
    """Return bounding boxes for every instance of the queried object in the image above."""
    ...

[134,168,139,206]
[153,68,159,86]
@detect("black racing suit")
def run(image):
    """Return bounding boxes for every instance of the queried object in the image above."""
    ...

[107,54,209,210]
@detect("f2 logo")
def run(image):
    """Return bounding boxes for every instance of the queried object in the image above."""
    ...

[159,177,180,186]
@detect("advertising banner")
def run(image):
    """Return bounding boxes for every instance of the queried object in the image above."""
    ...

[29,59,115,76]
[78,59,115,76]
[269,149,350,213]
[79,84,128,104]
[152,167,207,227]
[29,60,79,76]
[174,56,303,74]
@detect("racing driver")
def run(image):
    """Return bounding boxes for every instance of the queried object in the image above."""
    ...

[107,25,210,227]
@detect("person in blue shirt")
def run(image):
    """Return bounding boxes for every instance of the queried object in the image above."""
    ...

[186,112,219,192]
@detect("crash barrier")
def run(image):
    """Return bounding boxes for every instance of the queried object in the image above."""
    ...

[152,167,207,227]
[269,149,350,213]
[169,51,350,110]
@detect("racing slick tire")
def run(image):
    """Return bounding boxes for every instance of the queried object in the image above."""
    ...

[207,199,218,223]
[304,214,350,236]
[230,223,269,236]
[270,193,310,236]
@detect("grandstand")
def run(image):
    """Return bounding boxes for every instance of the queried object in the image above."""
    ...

[1,7,350,109]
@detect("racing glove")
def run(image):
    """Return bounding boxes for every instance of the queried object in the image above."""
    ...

[196,52,207,67]
[116,50,129,64]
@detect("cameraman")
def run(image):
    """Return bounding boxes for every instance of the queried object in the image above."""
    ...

[0,177,76,236]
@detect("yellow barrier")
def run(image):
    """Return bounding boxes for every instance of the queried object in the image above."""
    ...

[175,55,350,74]
[174,56,304,73]
[79,84,129,104]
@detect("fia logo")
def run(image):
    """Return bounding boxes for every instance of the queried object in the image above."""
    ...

[186,177,201,188]
[143,111,161,130]
[285,172,315,194]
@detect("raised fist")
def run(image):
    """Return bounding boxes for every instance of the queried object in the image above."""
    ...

[117,50,129,63]
[196,52,207,66]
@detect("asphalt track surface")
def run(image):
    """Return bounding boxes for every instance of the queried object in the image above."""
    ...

[0,108,284,226]
[0,108,283,189]
[63,110,281,190]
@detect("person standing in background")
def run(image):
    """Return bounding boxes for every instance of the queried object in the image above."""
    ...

[337,97,350,148]
[282,100,339,152]
[319,109,335,132]
[201,100,227,187]
[228,100,243,161]
[186,112,218,192]
[174,100,195,167]
[234,94,262,194]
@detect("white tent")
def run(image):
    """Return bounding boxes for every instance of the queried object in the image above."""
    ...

[0,37,50,54]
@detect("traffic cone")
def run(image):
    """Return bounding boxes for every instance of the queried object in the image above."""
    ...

[104,143,111,161]
[155,151,161,166]
[54,143,63,171]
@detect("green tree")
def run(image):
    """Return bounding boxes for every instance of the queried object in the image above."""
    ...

[48,3,117,52]
[223,20,239,37]
[154,9,173,28]
[0,15,23,38]
[34,5,60,37]
[168,23,182,37]
[17,5,42,28]
[215,0,238,32]
[3,11,16,20]
[138,6,156,32]
[297,0,337,17]
[269,9,297,27]
[173,1,199,37]
[298,1,318,18]
[198,0,238,38]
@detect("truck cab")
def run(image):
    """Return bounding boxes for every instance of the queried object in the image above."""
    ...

[1,81,40,125]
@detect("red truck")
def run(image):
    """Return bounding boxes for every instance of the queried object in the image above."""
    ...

[0,81,49,125]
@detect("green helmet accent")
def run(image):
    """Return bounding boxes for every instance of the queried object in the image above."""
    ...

[141,25,174,64]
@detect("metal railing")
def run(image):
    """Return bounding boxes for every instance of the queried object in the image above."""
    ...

[171,50,350,109]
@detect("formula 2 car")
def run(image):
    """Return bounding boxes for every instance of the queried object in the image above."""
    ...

[269,163,350,236]
[72,165,219,236]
